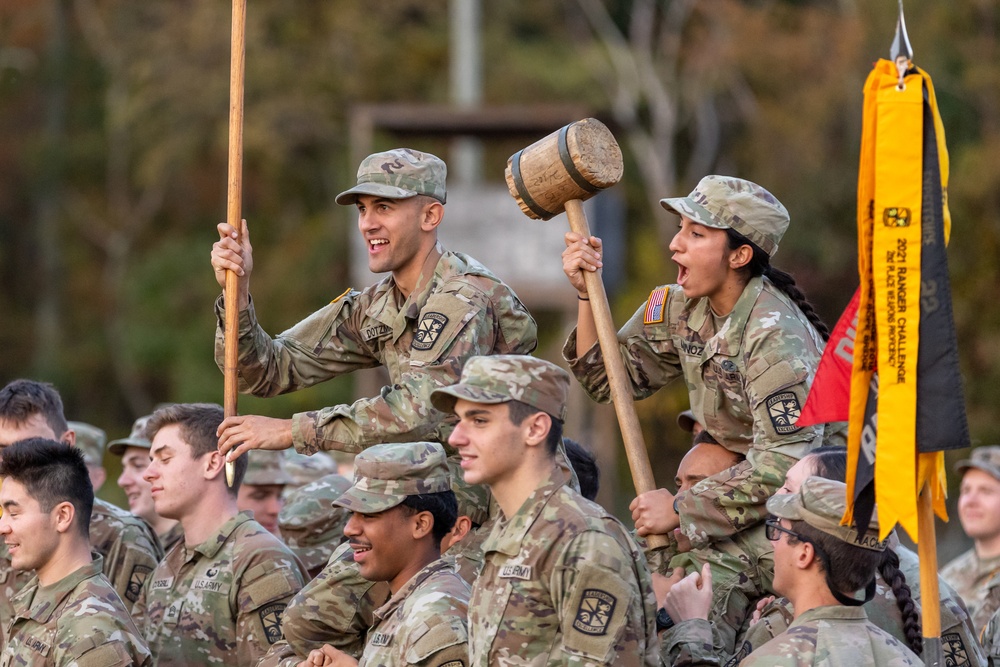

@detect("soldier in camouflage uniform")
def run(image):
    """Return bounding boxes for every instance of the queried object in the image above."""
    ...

[210,147,536,459]
[941,446,1000,635]
[278,472,352,578]
[129,403,307,666]
[431,355,660,667]
[666,477,921,666]
[562,176,842,553]
[238,449,295,537]
[109,415,185,553]
[298,441,470,667]
[283,450,344,497]
[67,420,108,492]
[0,379,161,634]
[0,439,151,666]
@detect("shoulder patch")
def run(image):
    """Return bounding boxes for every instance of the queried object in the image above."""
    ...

[412,312,449,351]
[765,391,802,434]
[572,589,618,636]
[258,602,286,644]
[330,287,353,304]
[644,286,668,325]
[941,632,970,667]
[126,564,153,603]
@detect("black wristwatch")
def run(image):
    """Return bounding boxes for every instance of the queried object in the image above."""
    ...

[656,607,674,632]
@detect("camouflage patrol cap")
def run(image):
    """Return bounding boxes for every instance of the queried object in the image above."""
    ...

[956,445,1000,482]
[283,450,342,492]
[243,449,295,486]
[677,409,697,433]
[430,354,570,421]
[69,421,106,466]
[335,148,447,205]
[279,472,352,572]
[767,476,887,551]
[333,442,451,514]
[660,175,790,257]
[107,414,153,457]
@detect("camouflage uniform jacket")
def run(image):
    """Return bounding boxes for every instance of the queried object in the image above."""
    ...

[565,276,841,549]
[468,465,659,667]
[1,557,151,667]
[130,511,306,666]
[940,547,1000,635]
[214,243,537,454]
[980,605,1000,666]
[0,499,162,646]
[359,556,470,667]
[157,524,184,556]
[738,605,921,666]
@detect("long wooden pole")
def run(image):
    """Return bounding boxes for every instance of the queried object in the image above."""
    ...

[564,199,667,550]
[223,0,247,487]
[917,479,943,667]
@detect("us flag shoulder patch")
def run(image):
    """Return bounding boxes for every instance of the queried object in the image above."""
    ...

[644,286,668,325]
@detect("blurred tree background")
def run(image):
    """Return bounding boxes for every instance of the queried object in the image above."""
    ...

[1,1,997,554]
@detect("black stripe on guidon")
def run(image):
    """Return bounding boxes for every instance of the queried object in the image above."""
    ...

[510,149,555,220]
[557,124,600,195]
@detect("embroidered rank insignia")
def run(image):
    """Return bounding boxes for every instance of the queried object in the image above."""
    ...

[412,312,448,351]
[942,632,970,667]
[258,602,286,644]
[330,287,353,304]
[644,286,667,324]
[765,391,802,434]
[572,589,617,636]
[126,564,153,603]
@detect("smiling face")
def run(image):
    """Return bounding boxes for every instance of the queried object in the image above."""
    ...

[958,468,1000,543]
[447,400,527,488]
[143,424,205,521]
[356,194,436,277]
[118,446,155,522]
[343,506,419,589]
[0,478,61,573]
[668,217,747,305]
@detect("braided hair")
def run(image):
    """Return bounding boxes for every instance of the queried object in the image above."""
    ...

[879,547,924,656]
[725,229,830,341]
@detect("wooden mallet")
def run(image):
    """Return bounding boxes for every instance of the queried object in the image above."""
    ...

[506,118,667,549]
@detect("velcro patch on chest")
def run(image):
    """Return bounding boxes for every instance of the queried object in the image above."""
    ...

[644,286,668,325]
[369,631,393,647]
[22,635,51,656]
[126,564,153,603]
[412,312,449,351]
[499,563,532,580]
[258,602,286,645]
[572,589,617,636]
[151,576,174,591]
[363,323,392,341]
[765,391,802,434]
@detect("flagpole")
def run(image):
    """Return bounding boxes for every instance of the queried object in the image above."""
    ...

[917,479,942,667]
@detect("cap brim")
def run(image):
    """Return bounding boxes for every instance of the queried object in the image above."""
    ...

[332,487,405,514]
[107,438,151,457]
[956,460,1000,480]
[335,183,418,206]
[660,196,726,230]
[676,411,696,433]
[765,492,803,520]
[430,385,510,414]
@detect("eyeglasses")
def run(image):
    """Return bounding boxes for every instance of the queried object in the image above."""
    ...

[765,517,804,542]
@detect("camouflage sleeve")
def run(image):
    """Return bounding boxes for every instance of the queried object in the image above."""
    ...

[281,542,390,659]
[290,285,534,455]
[551,530,655,667]
[253,640,304,667]
[983,607,1000,666]
[660,618,723,667]
[563,290,684,404]
[234,552,307,667]
[214,292,380,398]
[677,448,798,550]
[101,524,162,613]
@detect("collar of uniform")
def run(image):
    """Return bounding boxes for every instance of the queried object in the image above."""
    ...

[974,551,1000,579]
[15,556,105,624]
[789,603,868,629]
[364,243,447,335]
[372,555,458,622]
[687,275,764,361]
[187,511,253,561]
[482,465,572,558]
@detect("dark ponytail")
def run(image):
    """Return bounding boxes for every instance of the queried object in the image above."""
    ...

[725,229,830,341]
[878,547,923,656]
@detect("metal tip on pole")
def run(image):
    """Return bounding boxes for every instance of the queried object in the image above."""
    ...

[225,460,235,487]
[890,0,913,90]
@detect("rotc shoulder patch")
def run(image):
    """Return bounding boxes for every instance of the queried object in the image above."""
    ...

[941,632,970,667]
[258,602,286,644]
[126,564,153,603]
[765,391,802,434]
[412,312,449,351]
[644,286,668,325]
[572,589,617,636]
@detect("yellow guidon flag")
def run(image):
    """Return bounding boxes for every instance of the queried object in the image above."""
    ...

[846,58,968,542]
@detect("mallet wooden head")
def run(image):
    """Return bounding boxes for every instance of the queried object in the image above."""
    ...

[505,118,623,221]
